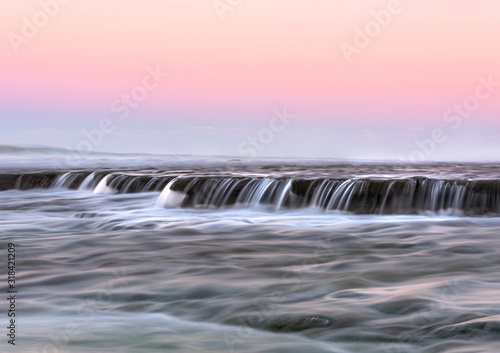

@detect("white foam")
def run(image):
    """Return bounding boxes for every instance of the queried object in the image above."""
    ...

[93,175,117,194]
[156,178,186,208]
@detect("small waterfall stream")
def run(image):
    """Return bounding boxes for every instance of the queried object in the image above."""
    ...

[0,171,499,215]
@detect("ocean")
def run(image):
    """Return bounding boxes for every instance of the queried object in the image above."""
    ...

[1,146,500,353]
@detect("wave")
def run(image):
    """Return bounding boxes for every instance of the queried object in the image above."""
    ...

[0,144,337,171]
[1,171,500,216]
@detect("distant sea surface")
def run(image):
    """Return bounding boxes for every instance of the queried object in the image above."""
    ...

[1,146,500,352]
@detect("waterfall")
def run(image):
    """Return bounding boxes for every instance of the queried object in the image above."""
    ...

[379,180,396,214]
[143,177,160,192]
[79,172,98,190]
[275,180,292,210]
[156,178,186,208]
[93,175,116,194]
[53,172,80,189]
[2,171,500,215]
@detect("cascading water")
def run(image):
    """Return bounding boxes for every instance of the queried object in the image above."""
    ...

[275,180,292,210]
[2,171,500,215]
[4,150,500,353]
[156,178,185,208]
[93,175,116,194]
[53,172,81,189]
[79,172,100,190]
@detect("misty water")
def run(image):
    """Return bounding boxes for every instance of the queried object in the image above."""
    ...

[1,147,500,352]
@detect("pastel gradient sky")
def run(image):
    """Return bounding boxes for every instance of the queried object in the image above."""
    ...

[1,0,499,160]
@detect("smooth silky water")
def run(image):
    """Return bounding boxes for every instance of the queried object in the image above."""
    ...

[1,147,500,352]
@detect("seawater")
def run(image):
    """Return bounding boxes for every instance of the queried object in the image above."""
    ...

[1,147,500,352]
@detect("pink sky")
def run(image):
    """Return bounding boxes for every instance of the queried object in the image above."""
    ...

[1,0,499,159]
